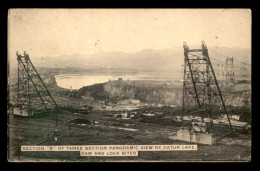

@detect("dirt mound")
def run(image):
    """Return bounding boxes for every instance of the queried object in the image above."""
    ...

[69,119,91,125]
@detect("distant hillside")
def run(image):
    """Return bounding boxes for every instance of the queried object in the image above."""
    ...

[9,46,251,82]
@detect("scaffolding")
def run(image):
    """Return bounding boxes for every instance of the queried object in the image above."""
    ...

[182,41,232,131]
[15,51,58,123]
[224,57,235,85]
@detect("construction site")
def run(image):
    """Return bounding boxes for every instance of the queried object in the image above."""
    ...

[8,42,251,162]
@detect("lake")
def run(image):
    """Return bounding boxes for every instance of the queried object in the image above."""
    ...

[54,74,153,89]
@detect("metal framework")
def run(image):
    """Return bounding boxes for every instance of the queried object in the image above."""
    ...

[16,51,58,118]
[224,57,235,85]
[182,41,232,131]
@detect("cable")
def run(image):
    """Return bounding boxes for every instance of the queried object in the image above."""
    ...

[209,53,249,70]
[188,52,248,71]
[209,49,250,66]
[208,49,228,58]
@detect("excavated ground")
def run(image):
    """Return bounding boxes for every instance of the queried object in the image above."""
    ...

[8,109,251,162]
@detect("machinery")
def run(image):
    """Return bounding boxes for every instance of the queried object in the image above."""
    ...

[224,57,235,86]
[172,41,234,145]
[14,51,58,124]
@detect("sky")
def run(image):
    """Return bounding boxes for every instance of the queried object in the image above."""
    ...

[8,9,251,60]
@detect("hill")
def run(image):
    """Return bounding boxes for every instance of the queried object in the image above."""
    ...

[9,46,251,83]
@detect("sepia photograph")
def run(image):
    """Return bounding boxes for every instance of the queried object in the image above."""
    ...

[7,8,251,162]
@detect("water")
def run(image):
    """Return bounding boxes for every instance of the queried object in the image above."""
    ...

[54,74,152,89]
